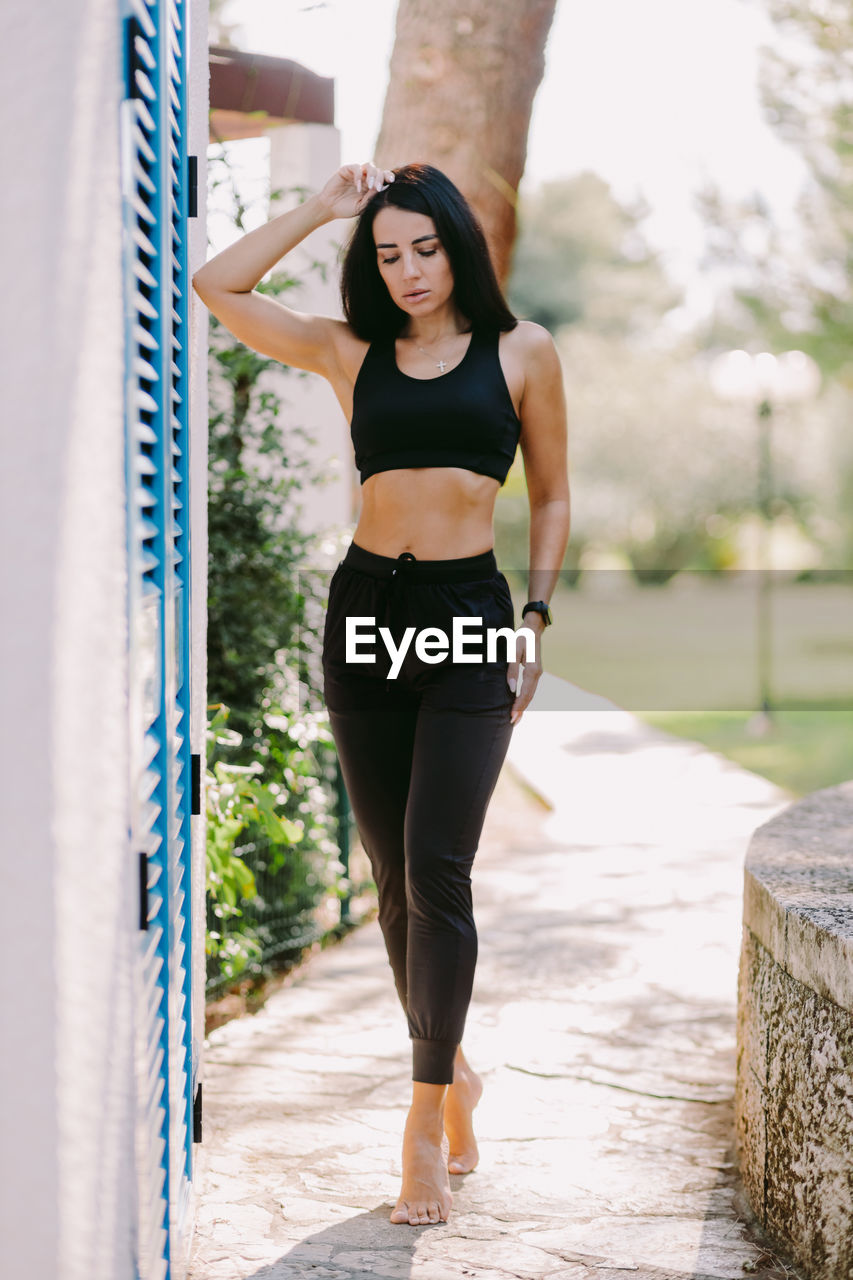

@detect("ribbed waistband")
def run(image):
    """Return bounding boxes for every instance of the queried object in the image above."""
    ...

[342,540,498,584]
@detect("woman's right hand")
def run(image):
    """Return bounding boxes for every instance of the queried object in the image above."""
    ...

[317,161,396,220]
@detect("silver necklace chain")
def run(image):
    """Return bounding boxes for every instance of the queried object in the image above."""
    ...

[411,332,467,374]
[417,345,449,373]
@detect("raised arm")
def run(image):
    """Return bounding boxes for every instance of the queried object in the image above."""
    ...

[192,161,395,379]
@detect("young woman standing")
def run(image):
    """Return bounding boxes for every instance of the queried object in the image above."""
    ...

[193,159,570,1228]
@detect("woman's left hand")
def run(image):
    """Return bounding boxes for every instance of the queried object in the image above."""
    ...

[507,626,544,725]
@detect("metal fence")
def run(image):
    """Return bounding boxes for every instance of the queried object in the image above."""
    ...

[205,752,374,999]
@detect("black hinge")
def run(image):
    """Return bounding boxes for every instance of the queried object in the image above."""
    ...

[193,1082,203,1143]
[191,753,201,815]
[139,852,149,930]
[187,155,198,219]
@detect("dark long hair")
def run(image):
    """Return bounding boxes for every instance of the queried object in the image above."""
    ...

[340,162,518,341]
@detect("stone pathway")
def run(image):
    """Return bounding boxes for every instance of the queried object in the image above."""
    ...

[187,675,803,1280]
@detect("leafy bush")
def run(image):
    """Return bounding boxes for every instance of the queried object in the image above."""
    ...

[205,702,298,982]
[202,152,351,993]
[206,308,320,745]
[205,695,344,987]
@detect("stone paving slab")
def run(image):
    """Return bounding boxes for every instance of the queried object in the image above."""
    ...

[187,679,804,1280]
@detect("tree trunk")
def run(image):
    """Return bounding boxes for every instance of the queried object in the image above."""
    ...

[374,0,558,285]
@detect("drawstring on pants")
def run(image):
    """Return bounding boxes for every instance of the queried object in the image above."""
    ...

[384,551,417,690]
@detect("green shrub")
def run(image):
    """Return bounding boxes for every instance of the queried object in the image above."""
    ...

[202,153,348,993]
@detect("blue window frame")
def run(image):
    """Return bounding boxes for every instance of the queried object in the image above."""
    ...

[120,0,194,1273]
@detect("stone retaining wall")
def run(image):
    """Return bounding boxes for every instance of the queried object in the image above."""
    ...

[736,779,853,1279]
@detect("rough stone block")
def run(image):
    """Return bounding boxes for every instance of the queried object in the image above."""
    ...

[737,781,853,1279]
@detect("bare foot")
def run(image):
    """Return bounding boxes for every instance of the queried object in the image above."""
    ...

[390,1113,452,1226]
[445,1052,483,1175]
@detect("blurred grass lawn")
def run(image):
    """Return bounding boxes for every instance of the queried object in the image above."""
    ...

[510,573,853,798]
[636,710,853,798]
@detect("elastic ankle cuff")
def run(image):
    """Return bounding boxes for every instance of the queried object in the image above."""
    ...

[412,1037,457,1085]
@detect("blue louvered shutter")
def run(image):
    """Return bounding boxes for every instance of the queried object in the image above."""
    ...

[120,0,194,1274]
[161,0,195,1237]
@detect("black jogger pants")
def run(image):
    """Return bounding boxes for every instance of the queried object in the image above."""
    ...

[321,540,516,1085]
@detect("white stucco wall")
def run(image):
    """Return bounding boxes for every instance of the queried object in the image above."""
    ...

[0,3,133,1277]
[0,2,209,1278]
[267,123,359,539]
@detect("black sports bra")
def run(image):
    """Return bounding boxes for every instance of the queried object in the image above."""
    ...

[349,326,521,486]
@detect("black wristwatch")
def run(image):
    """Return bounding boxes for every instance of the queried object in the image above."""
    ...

[521,600,552,627]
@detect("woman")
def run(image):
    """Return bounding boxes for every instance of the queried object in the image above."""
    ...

[192,160,570,1228]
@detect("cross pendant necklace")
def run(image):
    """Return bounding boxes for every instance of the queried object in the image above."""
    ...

[416,344,449,373]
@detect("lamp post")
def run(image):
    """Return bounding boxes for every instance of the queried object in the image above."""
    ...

[708,349,821,733]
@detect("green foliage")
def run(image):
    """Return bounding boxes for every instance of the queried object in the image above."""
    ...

[202,147,349,993]
[507,172,681,335]
[551,326,825,576]
[756,0,853,380]
[689,4,853,567]
[204,695,343,987]
[504,171,752,580]
[691,0,853,376]
[206,291,320,744]
[205,702,302,982]
[503,157,850,577]
[204,145,343,742]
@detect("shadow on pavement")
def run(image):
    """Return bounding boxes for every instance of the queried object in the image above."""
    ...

[236,1207,422,1280]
